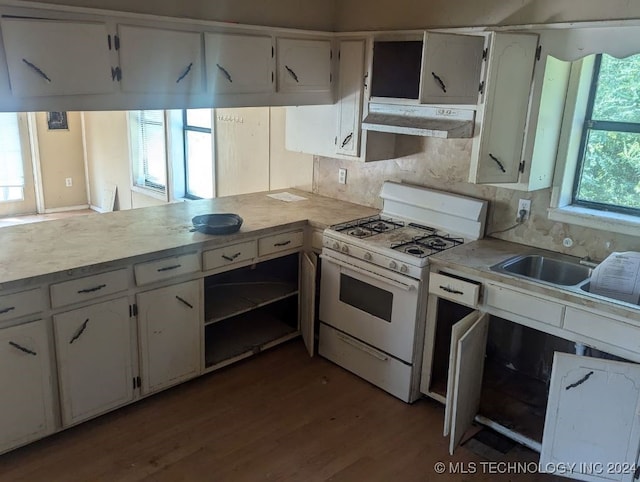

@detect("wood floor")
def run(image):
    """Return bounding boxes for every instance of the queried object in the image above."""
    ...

[0,341,560,481]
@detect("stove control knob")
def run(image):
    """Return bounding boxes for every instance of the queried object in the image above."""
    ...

[341,245,349,254]
[333,242,340,250]
[364,252,372,261]
[400,265,408,273]
[389,261,398,270]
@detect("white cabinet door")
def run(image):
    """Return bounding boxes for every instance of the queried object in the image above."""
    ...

[0,319,55,453]
[336,39,365,157]
[0,18,115,96]
[205,33,273,95]
[277,38,332,93]
[137,280,201,394]
[53,297,133,426]
[446,312,489,455]
[541,353,640,482]
[117,25,203,94]
[420,32,484,105]
[300,251,317,357]
[469,33,539,184]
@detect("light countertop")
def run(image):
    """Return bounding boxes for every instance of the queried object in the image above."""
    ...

[0,189,378,286]
[431,238,640,321]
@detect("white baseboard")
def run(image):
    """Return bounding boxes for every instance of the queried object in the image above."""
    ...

[42,204,90,214]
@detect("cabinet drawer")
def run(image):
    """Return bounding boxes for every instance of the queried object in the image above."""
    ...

[134,253,200,286]
[203,240,257,271]
[50,269,128,308]
[258,230,303,257]
[319,323,412,402]
[429,273,480,307]
[485,284,564,327]
[564,307,640,353]
[0,288,45,322]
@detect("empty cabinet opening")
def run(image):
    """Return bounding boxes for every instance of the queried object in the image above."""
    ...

[203,253,299,369]
[480,316,575,443]
[370,40,422,99]
[429,298,475,397]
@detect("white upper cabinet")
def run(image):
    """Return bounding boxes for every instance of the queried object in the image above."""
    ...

[117,25,203,94]
[541,353,640,482]
[469,32,539,184]
[336,39,365,157]
[420,32,484,105]
[276,38,332,93]
[205,32,273,95]
[0,18,115,97]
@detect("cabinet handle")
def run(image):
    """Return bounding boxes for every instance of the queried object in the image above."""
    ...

[274,240,291,247]
[69,318,90,344]
[285,65,299,83]
[77,284,106,294]
[175,295,193,309]
[176,62,193,83]
[0,306,15,315]
[216,63,233,83]
[489,153,506,173]
[431,72,447,93]
[341,132,353,148]
[565,371,594,391]
[157,264,181,272]
[440,285,464,295]
[363,72,368,90]
[8,341,36,356]
[222,252,241,262]
[22,58,52,83]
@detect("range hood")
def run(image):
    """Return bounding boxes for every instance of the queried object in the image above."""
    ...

[362,103,475,138]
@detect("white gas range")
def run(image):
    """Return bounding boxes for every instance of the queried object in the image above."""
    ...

[319,181,488,402]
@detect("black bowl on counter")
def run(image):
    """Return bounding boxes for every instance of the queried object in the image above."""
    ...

[191,213,243,235]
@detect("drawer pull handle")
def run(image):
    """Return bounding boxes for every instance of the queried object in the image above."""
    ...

[274,240,291,247]
[77,284,106,294]
[341,132,353,148]
[70,318,90,344]
[285,65,299,83]
[222,252,242,262]
[336,332,389,361]
[22,58,52,83]
[440,285,464,295]
[489,153,506,173]
[8,341,36,356]
[216,63,233,83]
[431,71,447,93]
[176,295,194,309]
[565,371,594,391]
[0,306,16,315]
[157,264,182,272]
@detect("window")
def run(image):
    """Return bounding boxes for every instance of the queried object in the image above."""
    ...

[183,109,213,199]
[129,110,168,197]
[573,53,640,215]
[0,112,25,202]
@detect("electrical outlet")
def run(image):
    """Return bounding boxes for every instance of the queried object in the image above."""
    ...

[517,198,531,222]
[338,168,347,185]
[65,177,73,187]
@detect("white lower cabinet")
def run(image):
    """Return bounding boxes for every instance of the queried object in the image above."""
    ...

[0,319,56,453]
[53,297,133,426]
[540,353,640,482]
[137,280,201,394]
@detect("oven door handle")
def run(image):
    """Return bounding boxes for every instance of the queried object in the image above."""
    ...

[320,254,417,291]
[336,332,389,361]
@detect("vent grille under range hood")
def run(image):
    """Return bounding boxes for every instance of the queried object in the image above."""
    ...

[362,103,475,138]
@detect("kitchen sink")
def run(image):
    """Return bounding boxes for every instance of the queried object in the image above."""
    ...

[490,254,592,287]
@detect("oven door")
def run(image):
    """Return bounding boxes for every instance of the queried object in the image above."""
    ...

[319,252,420,363]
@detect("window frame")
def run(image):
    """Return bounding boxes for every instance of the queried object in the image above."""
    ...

[571,54,640,217]
[128,110,169,201]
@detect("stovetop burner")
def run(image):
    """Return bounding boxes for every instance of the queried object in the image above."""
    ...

[391,234,463,258]
[331,215,404,238]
